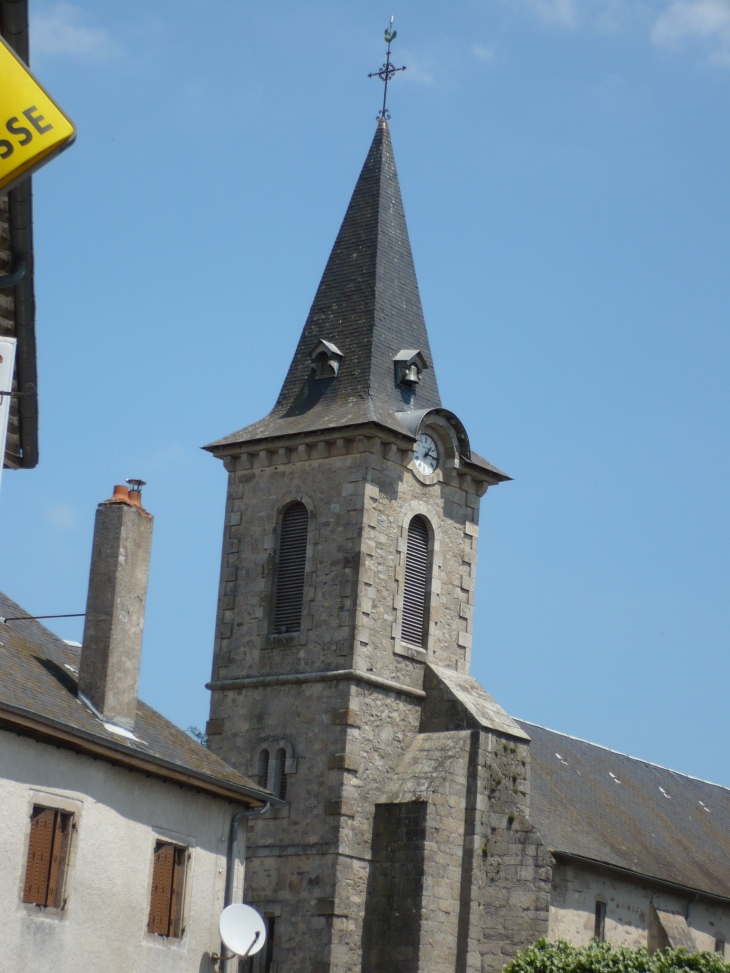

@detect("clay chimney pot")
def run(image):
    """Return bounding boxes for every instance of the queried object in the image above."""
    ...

[108,484,130,503]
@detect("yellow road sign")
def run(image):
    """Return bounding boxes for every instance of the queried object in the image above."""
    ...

[0,35,75,193]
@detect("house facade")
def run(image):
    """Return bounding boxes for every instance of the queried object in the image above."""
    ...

[0,485,275,972]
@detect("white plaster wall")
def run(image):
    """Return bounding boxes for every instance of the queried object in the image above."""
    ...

[0,729,247,973]
[549,860,730,956]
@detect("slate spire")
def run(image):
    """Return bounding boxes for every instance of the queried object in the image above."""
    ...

[209,121,441,449]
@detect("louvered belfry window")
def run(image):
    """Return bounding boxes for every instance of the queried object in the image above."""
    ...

[401,515,430,648]
[274,748,288,801]
[272,502,309,634]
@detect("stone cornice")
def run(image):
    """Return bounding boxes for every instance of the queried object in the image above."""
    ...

[208,422,500,492]
[207,668,426,701]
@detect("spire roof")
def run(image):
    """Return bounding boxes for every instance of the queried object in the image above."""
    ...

[208,121,441,451]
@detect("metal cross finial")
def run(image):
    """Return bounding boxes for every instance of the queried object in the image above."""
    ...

[368,16,406,121]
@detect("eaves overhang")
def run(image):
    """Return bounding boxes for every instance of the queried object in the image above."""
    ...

[203,419,418,458]
[204,414,511,485]
[552,850,730,907]
[0,701,281,808]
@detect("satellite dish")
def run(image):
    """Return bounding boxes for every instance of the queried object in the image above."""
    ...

[219,904,266,958]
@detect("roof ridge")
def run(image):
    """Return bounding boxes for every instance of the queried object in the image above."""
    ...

[516,717,730,794]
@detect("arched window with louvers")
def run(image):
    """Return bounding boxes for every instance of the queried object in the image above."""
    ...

[400,515,431,649]
[272,501,310,635]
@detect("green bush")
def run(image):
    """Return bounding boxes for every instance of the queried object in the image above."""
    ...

[503,939,730,973]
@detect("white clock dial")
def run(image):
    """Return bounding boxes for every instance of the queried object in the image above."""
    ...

[414,433,439,475]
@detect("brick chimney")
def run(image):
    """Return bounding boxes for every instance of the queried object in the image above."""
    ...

[78,483,153,730]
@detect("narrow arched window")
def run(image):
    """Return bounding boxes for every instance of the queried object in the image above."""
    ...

[258,749,270,789]
[401,515,430,648]
[272,502,309,634]
[273,748,288,801]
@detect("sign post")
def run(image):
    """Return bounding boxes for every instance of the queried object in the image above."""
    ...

[0,35,75,193]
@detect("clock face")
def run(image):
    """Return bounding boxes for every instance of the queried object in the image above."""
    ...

[414,433,439,475]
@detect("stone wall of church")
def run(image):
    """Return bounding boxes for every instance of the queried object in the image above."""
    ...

[208,433,485,691]
[317,682,425,973]
[208,661,424,973]
[209,446,366,682]
[477,733,553,973]
[550,859,730,957]
[357,439,482,680]
[206,433,523,973]
[362,800,428,973]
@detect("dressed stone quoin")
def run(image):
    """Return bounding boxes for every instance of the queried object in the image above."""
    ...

[203,119,730,973]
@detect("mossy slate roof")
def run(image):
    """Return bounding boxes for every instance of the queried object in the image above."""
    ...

[519,719,730,900]
[0,590,270,805]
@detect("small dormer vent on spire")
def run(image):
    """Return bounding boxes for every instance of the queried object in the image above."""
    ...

[309,339,343,379]
[394,350,428,388]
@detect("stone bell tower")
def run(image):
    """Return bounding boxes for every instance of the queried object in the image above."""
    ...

[204,121,546,973]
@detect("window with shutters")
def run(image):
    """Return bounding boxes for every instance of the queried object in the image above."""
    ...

[400,515,431,648]
[147,841,188,938]
[22,805,73,909]
[272,502,309,635]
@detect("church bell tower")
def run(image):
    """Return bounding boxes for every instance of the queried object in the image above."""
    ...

[204,119,519,973]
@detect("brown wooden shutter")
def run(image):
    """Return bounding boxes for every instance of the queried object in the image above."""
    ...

[169,848,186,938]
[272,502,309,634]
[148,842,175,935]
[45,811,65,907]
[148,841,187,938]
[401,516,429,648]
[23,807,55,905]
[51,815,73,908]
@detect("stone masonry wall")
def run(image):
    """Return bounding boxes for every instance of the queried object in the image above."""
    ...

[206,426,514,973]
[550,858,730,955]
[323,681,423,973]
[208,430,486,691]
[366,731,473,973]
[477,733,552,973]
[361,801,428,973]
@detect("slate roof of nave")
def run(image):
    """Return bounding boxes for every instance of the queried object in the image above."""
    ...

[0,589,271,806]
[206,119,442,451]
[517,719,730,901]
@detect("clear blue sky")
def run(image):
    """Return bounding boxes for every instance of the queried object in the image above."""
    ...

[3,0,728,784]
